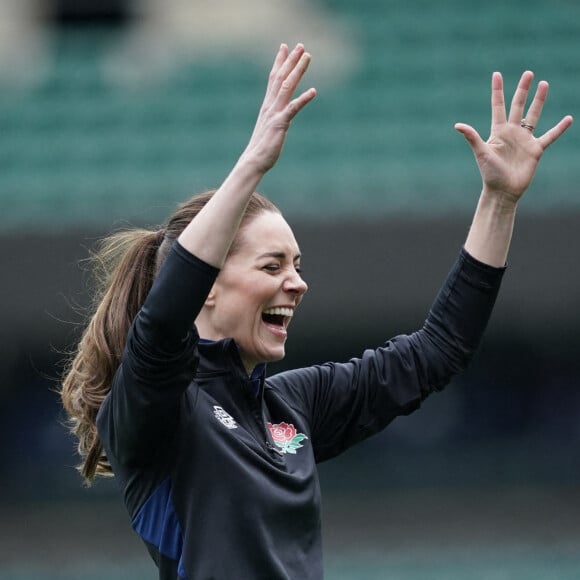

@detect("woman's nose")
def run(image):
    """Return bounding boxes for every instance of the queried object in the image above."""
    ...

[284,271,308,295]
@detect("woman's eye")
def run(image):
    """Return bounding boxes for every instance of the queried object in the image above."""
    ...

[263,264,279,272]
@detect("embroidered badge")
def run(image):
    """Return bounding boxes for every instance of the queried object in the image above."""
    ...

[267,422,308,454]
[213,406,238,430]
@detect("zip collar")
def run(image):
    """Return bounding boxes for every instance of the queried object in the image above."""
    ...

[197,337,266,397]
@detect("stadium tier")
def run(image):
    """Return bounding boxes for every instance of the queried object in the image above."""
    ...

[0,0,578,232]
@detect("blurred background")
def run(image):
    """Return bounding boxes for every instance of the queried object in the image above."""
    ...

[1,0,580,578]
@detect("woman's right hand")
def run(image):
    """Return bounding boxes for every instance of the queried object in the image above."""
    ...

[242,43,317,175]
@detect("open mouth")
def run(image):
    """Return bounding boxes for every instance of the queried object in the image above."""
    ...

[262,307,294,331]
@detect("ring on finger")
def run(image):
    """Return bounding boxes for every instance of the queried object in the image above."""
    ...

[520,118,535,132]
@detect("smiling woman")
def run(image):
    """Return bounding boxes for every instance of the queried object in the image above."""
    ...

[59,43,573,580]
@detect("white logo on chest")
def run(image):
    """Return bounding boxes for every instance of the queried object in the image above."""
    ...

[213,406,238,430]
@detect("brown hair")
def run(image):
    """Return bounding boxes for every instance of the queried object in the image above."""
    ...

[60,190,280,484]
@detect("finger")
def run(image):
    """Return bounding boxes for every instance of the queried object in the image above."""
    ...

[455,122,485,154]
[507,70,534,124]
[270,43,289,75]
[491,71,507,127]
[521,80,549,130]
[264,44,289,101]
[287,87,317,120]
[537,114,574,150]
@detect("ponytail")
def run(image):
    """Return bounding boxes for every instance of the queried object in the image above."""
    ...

[61,228,163,483]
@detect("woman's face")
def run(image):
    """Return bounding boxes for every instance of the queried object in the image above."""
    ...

[200,211,308,373]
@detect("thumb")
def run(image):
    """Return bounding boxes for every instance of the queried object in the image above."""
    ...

[454,122,485,154]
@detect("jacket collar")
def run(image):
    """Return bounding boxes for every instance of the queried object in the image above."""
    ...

[197,338,266,388]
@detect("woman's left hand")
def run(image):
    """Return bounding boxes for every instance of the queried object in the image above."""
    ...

[455,71,573,205]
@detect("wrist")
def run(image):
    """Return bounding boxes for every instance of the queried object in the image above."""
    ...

[219,153,269,199]
[234,151,268,178]
[480,186,519,214]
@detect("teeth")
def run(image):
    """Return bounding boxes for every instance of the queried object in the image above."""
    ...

[263,307,294,317]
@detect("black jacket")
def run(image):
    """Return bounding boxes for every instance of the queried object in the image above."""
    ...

[97,241,505,579]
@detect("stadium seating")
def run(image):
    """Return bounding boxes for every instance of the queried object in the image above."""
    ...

[1,0,578,232]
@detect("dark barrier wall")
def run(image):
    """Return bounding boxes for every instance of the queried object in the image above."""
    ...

[2,211,579,364]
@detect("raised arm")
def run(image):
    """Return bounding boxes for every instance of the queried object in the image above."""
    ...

[456,71,573,267]
[178,43,316,267]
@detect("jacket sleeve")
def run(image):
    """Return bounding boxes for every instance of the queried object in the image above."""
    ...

[97,241,219,467]
[267,248,506,463]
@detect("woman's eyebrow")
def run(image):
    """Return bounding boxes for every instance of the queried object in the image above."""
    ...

[257,251,302,261]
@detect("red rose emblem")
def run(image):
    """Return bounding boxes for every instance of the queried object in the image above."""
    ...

[267,421,308,454]
[268,422,296,443]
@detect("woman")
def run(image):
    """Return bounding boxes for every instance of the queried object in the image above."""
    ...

[61,44,572,579]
